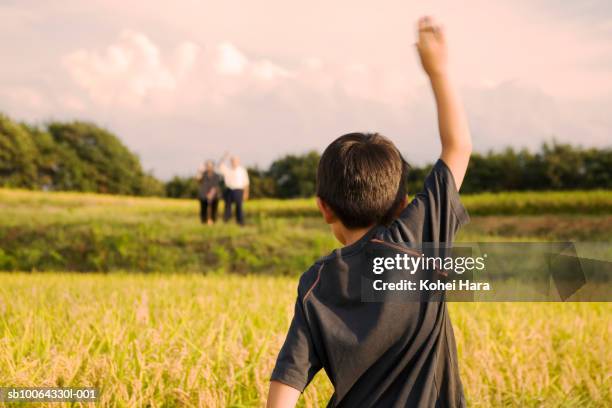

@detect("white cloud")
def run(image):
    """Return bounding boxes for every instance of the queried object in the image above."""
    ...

[215,42,248,75]
[252,60,292,81]
[63,35,303,109]
[174,42,200,77]
[63,30,199,108]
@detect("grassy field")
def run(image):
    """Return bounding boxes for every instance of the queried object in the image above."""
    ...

[0,188,611,407]
[0,189,611,273]
[0,274,610,407]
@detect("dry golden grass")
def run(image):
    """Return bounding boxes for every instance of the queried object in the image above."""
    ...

[0,273,609,407]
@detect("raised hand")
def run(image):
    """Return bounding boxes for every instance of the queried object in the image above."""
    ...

[416,16,448,79]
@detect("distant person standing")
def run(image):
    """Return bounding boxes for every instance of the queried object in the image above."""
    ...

[196,160,222,225]
[218,153,249,225]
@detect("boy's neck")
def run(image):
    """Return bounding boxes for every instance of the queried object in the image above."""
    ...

[335,224,375,246]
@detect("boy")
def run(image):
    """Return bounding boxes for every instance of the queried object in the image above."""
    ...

[268,16,472,407]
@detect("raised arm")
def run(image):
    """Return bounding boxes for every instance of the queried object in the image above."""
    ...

[217,152,230,175]
[416,16,472,190]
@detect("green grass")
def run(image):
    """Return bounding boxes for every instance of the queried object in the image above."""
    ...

[0,273,609,407]
[1,189,612,217]
[0,189,610,273]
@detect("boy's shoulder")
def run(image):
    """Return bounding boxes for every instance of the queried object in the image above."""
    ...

[296,258,327,301]
[296,230,388,302]
[296,227,392,290]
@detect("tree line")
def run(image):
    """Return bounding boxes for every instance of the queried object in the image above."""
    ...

[170,144,612,198]
[1,113,610,198]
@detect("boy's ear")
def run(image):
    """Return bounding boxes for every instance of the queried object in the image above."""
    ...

[391,195,409,219]
[399,195,408,212]
[316,197,337,224]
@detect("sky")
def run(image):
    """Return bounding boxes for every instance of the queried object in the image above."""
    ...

[1,0,611,179]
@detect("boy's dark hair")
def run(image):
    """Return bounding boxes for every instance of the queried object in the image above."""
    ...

[316,132,409,229]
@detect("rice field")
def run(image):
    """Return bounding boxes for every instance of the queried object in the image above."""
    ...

[0,188,611,407]
[0,274,609,407]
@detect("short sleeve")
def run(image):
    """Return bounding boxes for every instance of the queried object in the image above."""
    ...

[270,296,322,392]
[387,158,469,244]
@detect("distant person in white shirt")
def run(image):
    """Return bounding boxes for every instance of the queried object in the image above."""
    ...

[218,153,250,225]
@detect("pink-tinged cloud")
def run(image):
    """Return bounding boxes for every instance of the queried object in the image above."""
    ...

[0,0,610,178]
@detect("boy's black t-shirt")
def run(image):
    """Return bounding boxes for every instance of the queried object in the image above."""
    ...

[271,159,470,408]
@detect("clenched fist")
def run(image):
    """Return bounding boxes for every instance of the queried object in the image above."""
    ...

[416,16,448,79]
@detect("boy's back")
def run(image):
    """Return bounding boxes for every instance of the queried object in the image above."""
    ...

[267,16,473,408]
[271,159,469,407]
